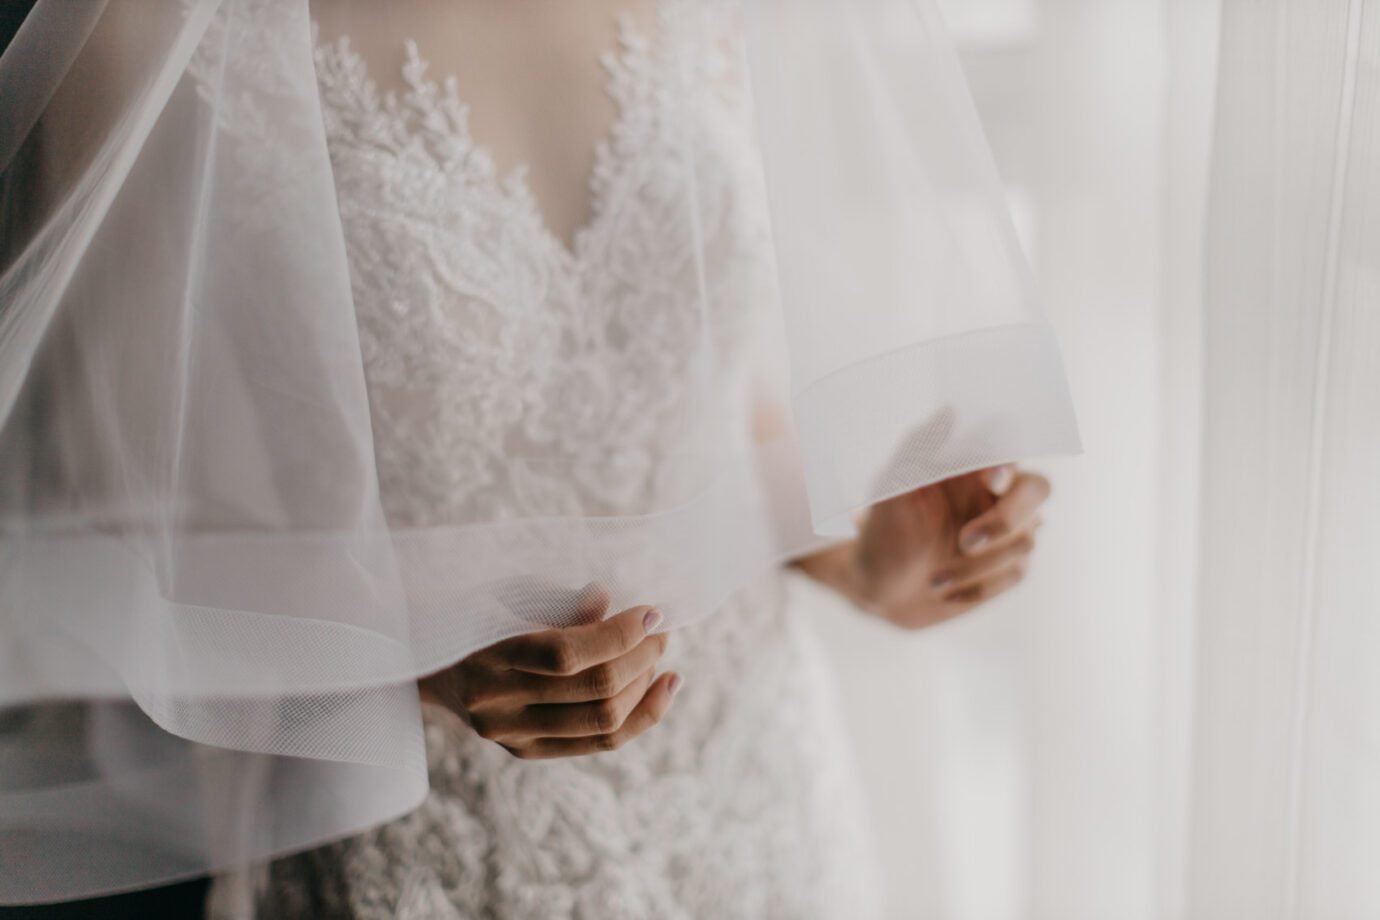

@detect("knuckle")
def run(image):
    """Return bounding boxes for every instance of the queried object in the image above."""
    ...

[1015,533,1036,554]
[594,732,622,753]
[588,700,623,735]
[585,664,621,699]
[546,638,581,675]
[1029,473,1052,500]
[469,713,496,739]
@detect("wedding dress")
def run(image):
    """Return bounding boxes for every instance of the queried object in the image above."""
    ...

[213,4,883,917]
[1,0,1079,906]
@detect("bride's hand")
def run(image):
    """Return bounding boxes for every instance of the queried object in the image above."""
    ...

[798,465,1050,629]
[420,596,680,760]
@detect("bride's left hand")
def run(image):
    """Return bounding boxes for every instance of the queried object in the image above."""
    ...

[796,465,1050,629]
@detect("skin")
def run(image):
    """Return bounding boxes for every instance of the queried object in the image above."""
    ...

[421,590,678,761]
[422,463,1051,759]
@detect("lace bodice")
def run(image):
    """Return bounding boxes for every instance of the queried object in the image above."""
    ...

[312,2,772,527]
[211,4,881,917]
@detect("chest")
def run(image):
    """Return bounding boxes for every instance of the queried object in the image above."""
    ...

[308,1,775,521]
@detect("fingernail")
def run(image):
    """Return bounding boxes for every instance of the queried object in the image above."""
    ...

[931,573,953,590]
[988,465,1015,496]
[643,607,664,633]
[961,529,991,552]
[668,674,683,697]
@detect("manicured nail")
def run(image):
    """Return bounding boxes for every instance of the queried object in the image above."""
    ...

[988,465,1015,496]
[961,529,991,552]
[643,607,664,633]
[668,674,683,697]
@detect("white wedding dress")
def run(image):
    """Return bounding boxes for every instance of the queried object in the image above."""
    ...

[218,3,883,918]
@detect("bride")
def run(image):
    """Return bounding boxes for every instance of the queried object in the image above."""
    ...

[219,3,1053,916]
[0,1,1074,917]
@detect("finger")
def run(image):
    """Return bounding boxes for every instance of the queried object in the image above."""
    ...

[469,584,611,669]
[507,672,682,760]
[931,530,1036,594]
[510,667,657,740]
[942,560,1027,607]
[487,604,663,676]
[501,633,669,705]
[958,472,1050,555]
[426,588,627,714]
[982,464,1016,496]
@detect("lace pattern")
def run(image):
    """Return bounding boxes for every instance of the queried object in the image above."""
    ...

[311,3,772,527]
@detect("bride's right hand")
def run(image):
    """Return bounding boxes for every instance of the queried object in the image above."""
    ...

[420,599,680,760]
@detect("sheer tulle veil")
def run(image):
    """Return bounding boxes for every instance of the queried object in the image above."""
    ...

[0,0,1079,901]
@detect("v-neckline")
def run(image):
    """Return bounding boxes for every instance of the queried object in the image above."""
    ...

[312,12,664,273]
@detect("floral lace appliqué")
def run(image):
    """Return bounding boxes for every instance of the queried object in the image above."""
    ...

[311,7,769,528]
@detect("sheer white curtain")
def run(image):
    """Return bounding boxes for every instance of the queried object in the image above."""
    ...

[1191,2,1380,916]
[806,0,1380,917]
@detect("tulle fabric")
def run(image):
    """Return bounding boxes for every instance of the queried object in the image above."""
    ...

[0,0,1078,902]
